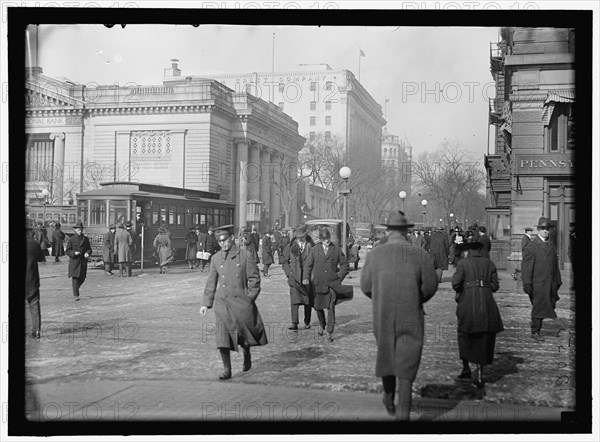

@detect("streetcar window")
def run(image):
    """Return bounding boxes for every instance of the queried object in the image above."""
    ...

[185,207,192,227]
[61,213,68,224]
[192,206,199,226]
[169,205,175,225]
[53,213,60,221]
[109,200,128,226]
[77,200,88,226]
[177,205,184,226]
[160,205,168,226]
[68,214,76,224]
[90,200,107,226]
[152,207,160,226]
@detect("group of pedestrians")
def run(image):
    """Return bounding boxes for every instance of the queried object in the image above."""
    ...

[102,221,138,277]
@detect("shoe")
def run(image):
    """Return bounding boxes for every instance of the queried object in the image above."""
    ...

[288,325,298,331]
[105,271,113,276]
[328,332,334,342]
[531,332,545,342]
[304,323,311,329]
[243,348,252,372]
[382,392,395,416]
[74,296,80,301]
[318,326,325,336]
[473,371,485,389]
[219,371,232,380]
[458,368,472,379]
[31,331,41,339]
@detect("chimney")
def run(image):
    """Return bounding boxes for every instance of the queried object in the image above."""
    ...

[164,58,181,78]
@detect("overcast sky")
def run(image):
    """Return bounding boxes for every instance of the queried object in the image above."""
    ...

[36,24,500,158]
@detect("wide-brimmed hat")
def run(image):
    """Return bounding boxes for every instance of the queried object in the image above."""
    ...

[536,217,552,228]
[478,226,486,233]
[456,237,483,250]
[109,224,116,230]
[55,223,61,228]
[382,210,414,228]
[215,224,234,241]
[73,221,84,229]
[125,221,133,228]
[294,226,308,238]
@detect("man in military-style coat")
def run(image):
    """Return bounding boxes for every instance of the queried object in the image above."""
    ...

[282,225,315,330]
[200,225,268,380]
[65,221,92,301]
[360,210,438,421]
[521,217,562,341]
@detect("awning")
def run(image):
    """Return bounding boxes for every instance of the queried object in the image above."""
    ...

[542,89,575,125]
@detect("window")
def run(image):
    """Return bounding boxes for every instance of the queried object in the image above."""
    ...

[325,116,331,126]
[90,200,107,226]
[185,207,192,227]
[548,103,574,152]
[26,136,54,182]
[310,116,316,126]
[177,205,184,226]
[325,100,332,110]
[169,205,176,225]
[77,200,88,226]
[310,101,316,111]
[109,200,128,226]
[309,132,316,141]
[325,131,331,140]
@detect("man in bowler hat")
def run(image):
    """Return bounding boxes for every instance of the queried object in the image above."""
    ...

[521,217,562,341]
[200,225,268,380]
[360,210,438,420]
[65,221,92,301]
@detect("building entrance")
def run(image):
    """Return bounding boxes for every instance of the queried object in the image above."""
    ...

[548,182,575,269]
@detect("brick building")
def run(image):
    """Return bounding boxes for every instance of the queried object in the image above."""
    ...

[486,27,575,269]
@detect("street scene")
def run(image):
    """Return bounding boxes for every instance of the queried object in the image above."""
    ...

[9,9,593,439]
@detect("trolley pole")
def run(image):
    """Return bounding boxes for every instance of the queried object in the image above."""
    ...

[140,224,144,271]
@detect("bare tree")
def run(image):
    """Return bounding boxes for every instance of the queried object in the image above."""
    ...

[412,139,486,227]
[299,134,346,192]
[270,155,303,228]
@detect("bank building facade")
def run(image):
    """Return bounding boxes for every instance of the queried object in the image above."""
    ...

[24,64,306,233]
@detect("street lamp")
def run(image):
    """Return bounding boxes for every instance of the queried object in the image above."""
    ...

[450,213,454,229]
[439,218,443,228]
[399,191,407,213]
[41,189,50,223]
[421,199,428,227]
[303,214,307,223]
[339,166,352,256]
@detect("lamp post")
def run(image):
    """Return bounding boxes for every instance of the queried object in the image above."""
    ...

[339,166,352,256]
[439,218,443,229]
[421,199,428,227]
[41,189,50,223]
[450,213,454,229]
[399,190,407,213]
[303,214,307,223]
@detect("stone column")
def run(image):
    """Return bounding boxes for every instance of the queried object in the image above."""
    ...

[247,142,260,201]
[270,150,281,227]
[236,140,249,230]
[259,146,271,225]
[49,132,65,204]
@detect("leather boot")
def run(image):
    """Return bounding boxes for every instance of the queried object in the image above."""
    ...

[242,346,252,372]
[219,348,232,380]
[126,263,132,277]
[474,364,485,389]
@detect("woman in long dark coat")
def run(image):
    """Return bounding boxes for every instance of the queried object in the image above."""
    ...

[452,238,504,388]
[261,232,274,277]
[51,222,66,262]
[153,227,172,274]
[185,227,199,269]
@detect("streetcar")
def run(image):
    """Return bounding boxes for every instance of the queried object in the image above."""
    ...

[25,204,77,235]
[75,182,235,266]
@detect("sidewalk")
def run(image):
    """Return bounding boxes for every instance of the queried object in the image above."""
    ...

[26,379,571,422]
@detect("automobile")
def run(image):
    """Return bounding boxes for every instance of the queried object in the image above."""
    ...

[354,222,375,245]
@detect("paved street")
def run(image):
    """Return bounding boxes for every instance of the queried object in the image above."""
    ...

[24,250,576,423]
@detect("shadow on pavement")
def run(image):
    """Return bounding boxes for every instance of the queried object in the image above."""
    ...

[484,351,525,383]
[261,346,324,370]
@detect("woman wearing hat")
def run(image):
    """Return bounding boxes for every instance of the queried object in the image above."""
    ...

[200,225,268,380]
[51,222,66,262]
[65,221,92,301]
[153,227,172,274]
[452,237,504,388]
[282,226,315,330]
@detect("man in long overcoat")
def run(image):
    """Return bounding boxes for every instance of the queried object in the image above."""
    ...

[26,228,44,338]
[278,229,291,265]
[477,226,492,259]
[102,224,116,276]
[304,226,348,342]
[65,221,92,301]
[185,227,199,269]
[428,227,450,283]
[360,210,438,421]
[282,226,315,331]
[51,222,66,262]
[114,223,133,277]
[521,217,562,341]
[126,221,139,267]
[521,227,534,253]
[200,225,268,380]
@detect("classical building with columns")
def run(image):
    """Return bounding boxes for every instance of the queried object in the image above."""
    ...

[25,66,306,231]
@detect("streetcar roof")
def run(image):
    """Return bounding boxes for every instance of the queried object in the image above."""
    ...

[75,187,233,205]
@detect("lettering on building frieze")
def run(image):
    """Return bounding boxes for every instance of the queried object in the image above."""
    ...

[515,154,575,176]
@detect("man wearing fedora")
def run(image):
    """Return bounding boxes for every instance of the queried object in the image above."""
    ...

[65,221,92,301]
[521,217,562,342]
[102,224,117,276]
[282,225,315,331]
[114,222,134,277]
[361,210,438,420]
[477,226,492,260]
[200,225,268,380]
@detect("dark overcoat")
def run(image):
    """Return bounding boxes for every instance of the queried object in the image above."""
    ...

[127,228,139,259]
[153,233,172,266]
[521,236,562,319]
[477,234,492,259]
[26,236,44,297]
[202,245,268,350]
[243,233,260,263]
[521,234,532,254]
[197,232,207,252]
[452,250,504,334]
[102,230,116,263]
[114,228,133,263]
[51,228,66,257]
[278,235,291,264]
[205,233,221,255]
[360,234,438,380]
[305,242,349,310]
[282,239,314,306]
[65,233,92,278]
[261,235,274,266]
[185,230,199,260]
[429,230,450,270]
